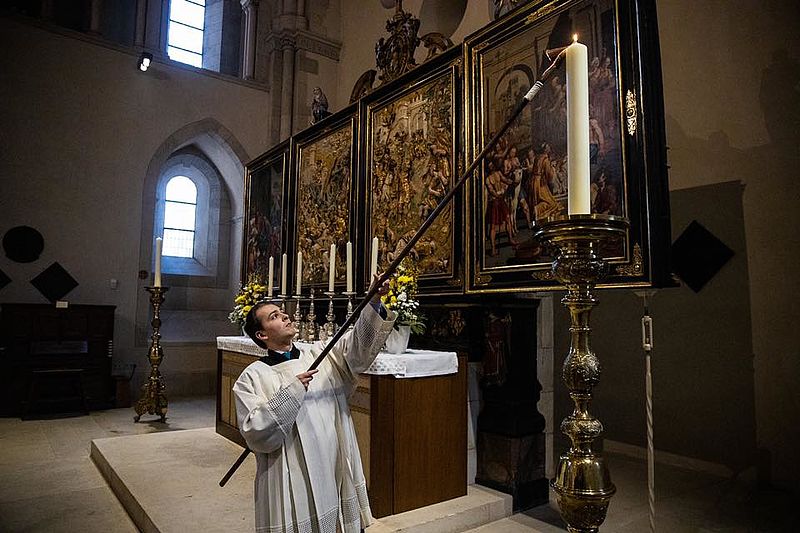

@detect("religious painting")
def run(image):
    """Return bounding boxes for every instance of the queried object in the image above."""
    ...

[362,48,463,295]
[465,0,672,292]
[290,107,358,290]
[241,141,288,286]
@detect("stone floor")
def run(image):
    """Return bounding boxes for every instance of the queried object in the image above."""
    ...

[0,396,796,532]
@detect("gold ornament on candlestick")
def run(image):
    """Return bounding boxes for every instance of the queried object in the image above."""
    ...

[134,286,169,423]
[534,214,628,533]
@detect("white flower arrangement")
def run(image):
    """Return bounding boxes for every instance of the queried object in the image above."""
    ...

[229,276,268,328]
[381,258,426,334]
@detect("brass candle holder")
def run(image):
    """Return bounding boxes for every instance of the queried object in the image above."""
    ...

[322,292,337,341]
[343,291,356,327]
[534,214,628,533]
[134,286,169,423]
[304,288,318,342]
[292,295,304,341]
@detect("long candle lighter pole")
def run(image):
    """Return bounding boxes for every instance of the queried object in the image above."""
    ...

[220,46,568,487]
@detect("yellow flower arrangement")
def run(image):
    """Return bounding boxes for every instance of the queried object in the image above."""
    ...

[229,276,269,328]
[381,258,425,334]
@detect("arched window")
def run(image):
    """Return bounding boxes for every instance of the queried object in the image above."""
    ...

[163,176,198,258]
[167,0,206,67]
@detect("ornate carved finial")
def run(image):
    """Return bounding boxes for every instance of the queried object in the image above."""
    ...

[375,1,420,85]
[349,1,453,103]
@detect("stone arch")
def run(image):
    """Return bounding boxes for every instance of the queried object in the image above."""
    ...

[136,118,249,347]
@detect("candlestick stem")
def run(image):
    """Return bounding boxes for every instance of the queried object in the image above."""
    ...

[534,215,627,533]
[134,286,170,423]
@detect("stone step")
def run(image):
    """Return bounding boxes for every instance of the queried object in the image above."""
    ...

[91,427,512,533]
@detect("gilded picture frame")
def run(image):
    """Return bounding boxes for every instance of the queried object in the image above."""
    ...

[241,140,290,287]
[360,46,464,295]
[465,0,671,292]
[288,105,359,292]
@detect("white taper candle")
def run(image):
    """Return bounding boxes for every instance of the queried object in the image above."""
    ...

[370,237,379,282]
[296,251,303,295]
[154,237,163,287]
[566,35,591,215]
[328,243,336,292]
[281,253,287,295]
[346,241,353,293]
[267,256,274,297]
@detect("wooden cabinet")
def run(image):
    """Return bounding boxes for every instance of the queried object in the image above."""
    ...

[0,303,115,416]
[365,356,467,517]
[216,344,467,517]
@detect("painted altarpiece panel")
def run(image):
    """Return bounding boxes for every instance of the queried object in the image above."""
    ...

[289,107,359,291]
[465,0,671,292]
[241,141,289,287]
[361,48,464,295]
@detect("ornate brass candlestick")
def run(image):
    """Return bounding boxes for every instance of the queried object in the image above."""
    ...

[304,288,318,342]
[134,286,169,423]
[534,214,628,532]
[343,291,355,327]
[292,295,304,342]
[322,292,337,341]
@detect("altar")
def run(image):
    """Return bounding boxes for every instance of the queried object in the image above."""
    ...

[215,336,467,517]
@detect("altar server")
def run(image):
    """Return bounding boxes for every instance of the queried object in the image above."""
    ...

[233,275,393,533]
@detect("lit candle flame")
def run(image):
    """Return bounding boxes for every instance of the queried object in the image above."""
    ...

[573,34,578,43]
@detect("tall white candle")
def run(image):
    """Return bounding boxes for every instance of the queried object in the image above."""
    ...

[346,241,353,293]
[328,243,336,292]
[281,253,287,295]
[566,35,591,215]
[296,251,303,295]
[370,237,379,282]
[153,237,163,287]
[267,256,274,297]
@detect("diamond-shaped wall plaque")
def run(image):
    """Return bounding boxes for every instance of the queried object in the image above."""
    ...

[0,268,10,291]
[30,262,78,302]
[671,221,734,293]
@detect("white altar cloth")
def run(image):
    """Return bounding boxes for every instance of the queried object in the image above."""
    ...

[216,336,457,378]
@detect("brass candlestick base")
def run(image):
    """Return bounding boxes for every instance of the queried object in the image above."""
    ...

[134,286,169,423]
[534,214,628,533]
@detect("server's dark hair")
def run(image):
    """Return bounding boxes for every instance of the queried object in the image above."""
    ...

[243,301,272,349]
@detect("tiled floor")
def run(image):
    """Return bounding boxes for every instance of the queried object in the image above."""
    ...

[0,397,796,532]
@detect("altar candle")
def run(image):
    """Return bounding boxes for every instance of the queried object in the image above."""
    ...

[153,237,163,287]
[566,35,591,215]
[346,241,353,292]
[370,237,379,282]
[296,251,303,295]
[281,253,287,295]
[267,256,274,297]
[328,243,336,292]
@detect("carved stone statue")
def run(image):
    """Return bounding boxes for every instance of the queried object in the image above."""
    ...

[311,87,332,124]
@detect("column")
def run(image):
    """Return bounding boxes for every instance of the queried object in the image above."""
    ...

[279,36,296,140]
[240,0,259,80]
